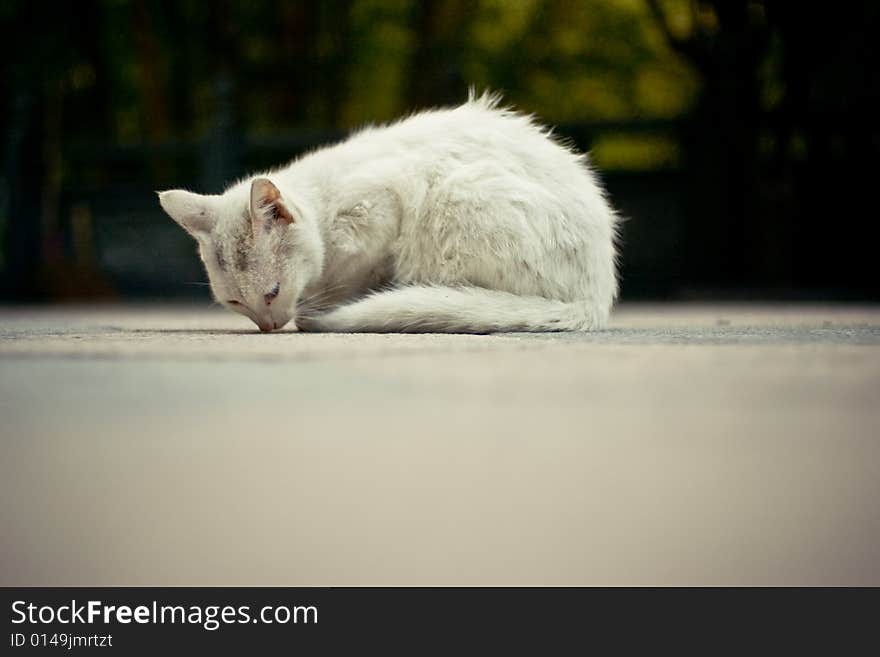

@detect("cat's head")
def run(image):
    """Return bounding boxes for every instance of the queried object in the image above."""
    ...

[159,178,324,332]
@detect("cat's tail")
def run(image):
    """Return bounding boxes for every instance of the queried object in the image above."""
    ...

[300,285,608,333]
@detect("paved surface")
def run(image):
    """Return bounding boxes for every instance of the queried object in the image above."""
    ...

[1,303,879,585]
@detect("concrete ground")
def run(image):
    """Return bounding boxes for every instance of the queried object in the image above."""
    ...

[1,302,878,586]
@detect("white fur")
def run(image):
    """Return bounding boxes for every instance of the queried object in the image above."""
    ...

[159,93,619,333]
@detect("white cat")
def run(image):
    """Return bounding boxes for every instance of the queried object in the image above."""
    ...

[159,92,619,333]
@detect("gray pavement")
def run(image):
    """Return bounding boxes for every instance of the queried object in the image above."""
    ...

[1,303,879,585]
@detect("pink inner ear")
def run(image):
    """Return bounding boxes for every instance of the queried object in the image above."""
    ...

[254,178,281,204]
[270,201,294,226]
[250,178,295,234]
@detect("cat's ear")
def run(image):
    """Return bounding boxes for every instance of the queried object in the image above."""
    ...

[250,178,295,235]
[158,190,216,238]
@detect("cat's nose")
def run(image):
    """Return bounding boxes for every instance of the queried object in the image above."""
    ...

[270,315,296,332]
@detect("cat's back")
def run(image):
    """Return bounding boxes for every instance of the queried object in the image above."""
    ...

[297,94,586,183]
[367,94,581,169]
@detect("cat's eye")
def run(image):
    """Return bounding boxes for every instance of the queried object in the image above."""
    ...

[227,300,241,306]
[264,282,280,304]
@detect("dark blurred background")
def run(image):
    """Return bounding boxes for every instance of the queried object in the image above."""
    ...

[1,0,878,302]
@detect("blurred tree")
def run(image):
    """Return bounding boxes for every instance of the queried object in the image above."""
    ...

[1,0,877,299]
[763,2,880,293]
[647,0,767,286]
[406,0,473,108]
[132,0,171,142]
[647,0,880,294]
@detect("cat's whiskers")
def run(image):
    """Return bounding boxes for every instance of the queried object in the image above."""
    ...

[297,282,348,314]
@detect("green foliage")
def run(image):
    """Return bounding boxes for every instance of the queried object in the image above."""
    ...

[2,0,699,140]
[463,0,698,122]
